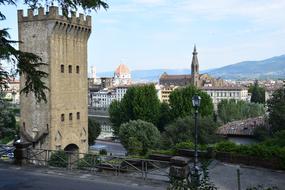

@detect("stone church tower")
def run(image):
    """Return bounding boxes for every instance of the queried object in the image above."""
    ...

[191,45,199,87]
[18,7,91,153]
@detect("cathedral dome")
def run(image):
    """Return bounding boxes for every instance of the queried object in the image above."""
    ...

[115,64,130,76]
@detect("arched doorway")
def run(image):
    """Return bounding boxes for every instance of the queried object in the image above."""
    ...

[64,144,79,152]
[64,144,79,169]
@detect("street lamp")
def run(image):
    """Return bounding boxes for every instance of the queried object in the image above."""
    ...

[191,94,201,186]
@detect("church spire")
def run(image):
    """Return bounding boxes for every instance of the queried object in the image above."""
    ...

[191,45,199,75]
[191,45,199,87]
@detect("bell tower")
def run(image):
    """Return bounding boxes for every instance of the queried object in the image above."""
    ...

[191,45,199,87]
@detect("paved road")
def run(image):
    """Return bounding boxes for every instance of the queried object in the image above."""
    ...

[0,164,166,190]
[90,140,127,156]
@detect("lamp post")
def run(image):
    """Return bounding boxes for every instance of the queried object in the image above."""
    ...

[191,94,201,187]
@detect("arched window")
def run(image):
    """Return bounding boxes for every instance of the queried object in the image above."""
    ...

[61,114,65,122]
[68,65,72,73]
[60,65,64,73]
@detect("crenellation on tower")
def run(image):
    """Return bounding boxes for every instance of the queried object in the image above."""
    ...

[17,10,23,21]
[48,6,59,19]
[27,8,34,18]
[38,7,44,17]
[17,6,91,28]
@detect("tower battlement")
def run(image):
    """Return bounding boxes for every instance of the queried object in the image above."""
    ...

[18,6,91,28]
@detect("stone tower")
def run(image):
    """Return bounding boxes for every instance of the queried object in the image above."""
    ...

[18,7,91,153]
[191,45,199,87]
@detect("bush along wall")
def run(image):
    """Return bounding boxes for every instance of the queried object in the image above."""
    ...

[213,141,285,170]
[153,141,285,170]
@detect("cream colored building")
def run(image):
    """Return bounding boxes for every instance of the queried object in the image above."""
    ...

[18,7,90,153]
[201,86,249,110]
[158,85,178,103]
[4,79,20,105]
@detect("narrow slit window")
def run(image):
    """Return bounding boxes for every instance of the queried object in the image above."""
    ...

[68,65,72,73]
[77,112,80,119]
[69,113,73,120]
[76,66,79,74]
[60,65,64,73]
[61,114,65,122]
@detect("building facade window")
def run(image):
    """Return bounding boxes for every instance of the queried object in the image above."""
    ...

[77,112,80,120]
[61,114,65,122]
[69,113,72,120]
[68,65,72,73]
[76,66,80,74]
[60,65,64,73]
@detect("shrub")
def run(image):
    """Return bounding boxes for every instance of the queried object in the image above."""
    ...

[214,141,238,153]
[119,119,161,155]
[99,149,107,155]
[151,149,176,155]
[48,151,68,168]
[77,154,99,169]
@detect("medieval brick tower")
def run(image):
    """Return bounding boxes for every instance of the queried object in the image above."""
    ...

[18,7,91,153]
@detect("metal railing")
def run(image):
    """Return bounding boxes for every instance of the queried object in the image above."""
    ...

[25,148,170,181]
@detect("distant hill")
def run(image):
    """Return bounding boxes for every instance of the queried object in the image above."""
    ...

[97,55,285,81]
[208,55,285,80]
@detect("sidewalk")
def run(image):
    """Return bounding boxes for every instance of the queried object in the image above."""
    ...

[209,161,285,190]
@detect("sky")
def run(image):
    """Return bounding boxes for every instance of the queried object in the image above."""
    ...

[1,0,285,73]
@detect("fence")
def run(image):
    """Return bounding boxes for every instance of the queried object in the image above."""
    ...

[25,148,170,181]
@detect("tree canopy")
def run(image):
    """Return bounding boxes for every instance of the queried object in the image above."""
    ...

[119,119,160,155]
[217,99,265,124]
[88,117,101,145]
[109,84,161,136]
[161,116,219,148]
[157,102,173,132]
[267,87,285,133]
[169,85,214,119]
[0,95,17,143]
[249,80,265,104]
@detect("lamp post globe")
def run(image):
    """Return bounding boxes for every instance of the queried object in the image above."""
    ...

[192,95,201,108]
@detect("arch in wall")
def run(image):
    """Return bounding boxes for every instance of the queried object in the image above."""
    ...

[64,143,79,153]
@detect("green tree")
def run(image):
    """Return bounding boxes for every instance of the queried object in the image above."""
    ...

[0,0,108,102]
[88,117,101,145]
[169,85,214,119]
[267,87,285,133]
[109,84,161,135]
[108,100,123,136]
[157,102,173,132]
[249,80,265,104]
[161,116,219,148]
[254,124,270,141]
[119,120,160,155]
[0,95,17,143]
[217,99,265,124]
